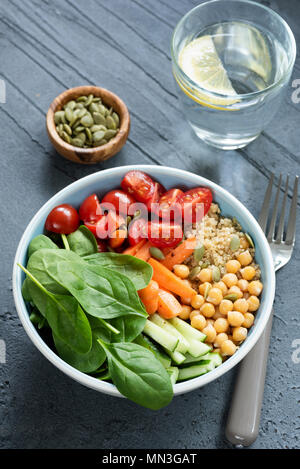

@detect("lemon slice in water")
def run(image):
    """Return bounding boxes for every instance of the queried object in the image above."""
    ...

[178,35,239,107]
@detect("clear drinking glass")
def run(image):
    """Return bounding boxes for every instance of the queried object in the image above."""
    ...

[171,0,296,150]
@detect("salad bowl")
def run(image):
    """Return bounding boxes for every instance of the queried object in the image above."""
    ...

[12,165,275,400]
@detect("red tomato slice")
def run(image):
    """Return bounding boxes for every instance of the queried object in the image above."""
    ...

[147,221,183,249]
[45,204,80,234]
[128,218,148,246]
[96,239,108,252]
[101,190,136,215]
[179,187,213,223]
[146,182,166,212]
[121,171,156,204]
[156,188,183,220]
[79,194,102,222]
[85,211,125,239]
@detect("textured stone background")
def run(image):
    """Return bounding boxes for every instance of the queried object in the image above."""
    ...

[0,0,299,449]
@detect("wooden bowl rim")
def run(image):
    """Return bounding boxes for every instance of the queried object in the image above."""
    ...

[46,85,130,157]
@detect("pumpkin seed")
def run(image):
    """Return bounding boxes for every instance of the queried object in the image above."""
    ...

[80,114,94,127]
[204,283,211,300]
[61,131,71,144]
[133,209,141,219]
[90,124,106,133]
[112,112,119,126]
[201,262,209,269]
[63,124,72,136]
[93,130,106,142]
[224,293,239,302]
[75,102,84,109]
[194,245,205,263]
[93,112,106,125]
[89,102,100,113]
[212,265,221,283]
[54,110,65,125]
[189,266,201,280]
[65,108,74,122]
[92,97,101,103]
[126,216,132,226]
[84,94,94,107]
[76,96,87,102]
[245,233,255,248]
[230,235,240,252]
[93,139,107,147]
[106,115,116,130]
[76,132,86,143]
[105,129,117,140]
[85,127,93,144]
[73,125,85,134]
[149,246,165,260]
[64,100,76,110]
[71,137,84,147]
[98,104,106,115]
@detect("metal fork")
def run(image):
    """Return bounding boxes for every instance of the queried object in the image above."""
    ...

[225,174,298,447]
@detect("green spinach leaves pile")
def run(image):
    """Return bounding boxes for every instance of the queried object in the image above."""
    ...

[19,228,173,410]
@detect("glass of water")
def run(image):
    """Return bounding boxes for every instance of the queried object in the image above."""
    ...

[171,0,296,150]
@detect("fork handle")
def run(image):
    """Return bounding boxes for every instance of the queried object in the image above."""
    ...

[225,312,273,447]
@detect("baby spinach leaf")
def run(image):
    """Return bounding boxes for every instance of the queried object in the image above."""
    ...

[98,340,173,410]
[28,234,59,258]
[49,262,148,320]
[88,314,146,344]
[20,265,92,354]
[22,277,32,302]
[67,225,98,257]
[84,253,153,290]
[53,331,106,373]
[27,248,84,295]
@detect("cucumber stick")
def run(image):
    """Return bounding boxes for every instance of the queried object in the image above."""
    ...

[164,348,186,365]
[181,352,222,367]
[134,334,171,369]
[169,317,206,342]
[187,339,211,358]
[178,362,210,381]
[143,320,179,352]
[167,366,179,385]
[150,314,190,354]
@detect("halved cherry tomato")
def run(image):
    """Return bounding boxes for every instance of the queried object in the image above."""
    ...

[121,171,156,204]
[147,221,183,249]
[179,187,213,223]
[146,182,166,212]
[128,218,148,246]
[79,194,102,222]
[85,211,125,239]
[96,239,108,252]
[45,204,80,234]
[101,189,136,215]
[156,188,183,220]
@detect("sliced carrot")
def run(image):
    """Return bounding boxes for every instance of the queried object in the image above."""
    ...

[109,229,127,249]
[161,247,173,256]
[157,288,182,319]
[135,241,152,261]
[162,237,197,270]
[148,257,197,300]
[138,280,159,315]
[122,239,146,256]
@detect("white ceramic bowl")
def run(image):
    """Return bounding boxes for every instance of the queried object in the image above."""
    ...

[13,165,275,398]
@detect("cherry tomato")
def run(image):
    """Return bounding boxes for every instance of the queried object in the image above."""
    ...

[128,218,148,246]
[156,188,183,220]
[121,171,156,204]
[147,221,183,249]
[101,189,136,215]
[146,182,166,212]
[96,239,108,253]
[179,187,213,223]
[45,204,80,234]
[85,211,125,239]
[79,194,102,222]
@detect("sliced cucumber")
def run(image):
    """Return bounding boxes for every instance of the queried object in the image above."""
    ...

[169,317,206,342]
[186,340,212,358]
[178,362,210,381]
[180,352,223,369]
[134,334,171,369]
[143,320,179,352]
[167,366,179,385]
[164,348,186,365]
[150,314,190,354]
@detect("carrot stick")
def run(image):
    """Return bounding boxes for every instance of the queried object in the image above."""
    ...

[138,280,159,315]
[148,257,197,300]
[122,239,146,256]
[157,288,182,319]
[135,241,152,261]
[109,229,127,249]
[162,237,197,270]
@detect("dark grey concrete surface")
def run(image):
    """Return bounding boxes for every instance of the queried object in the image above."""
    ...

[0,0,299,449]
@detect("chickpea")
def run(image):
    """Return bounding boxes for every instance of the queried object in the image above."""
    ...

[173,264,190,279]
[202,324,217,343]
[241,266,256,281]
[219,299,234,315]
[237,279,249,292]
[228,285,243,299]
[214,317,229,333]
[214,332,229,348]
[232,326,248,343]
[199,282,211,296]
[213,310,223,320]
[190,309,200,320]
[221,339,237,356]
[248,280,263,296]
[247,295,260,312]
[228,310,245,327]
[206,287,223,305]
[243,312,255,328]
[179,305,192,320]
[199,268,212,283]
[191,294,205,310]
[191,314,207,331]
[213,348,221,354]
[222,273,238,287]
[225,259,241,274]
[240,237,249,249]
[200,302,215,318]
[233,298,249,314]
[237,250,253,266]
[214,281,228,295]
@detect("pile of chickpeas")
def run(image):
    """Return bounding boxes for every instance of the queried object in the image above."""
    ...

[172,249,263,358]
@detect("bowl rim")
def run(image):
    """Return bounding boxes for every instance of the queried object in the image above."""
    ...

[12,165,275,398]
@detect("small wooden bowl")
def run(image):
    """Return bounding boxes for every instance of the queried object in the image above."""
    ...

[46,86,130,164]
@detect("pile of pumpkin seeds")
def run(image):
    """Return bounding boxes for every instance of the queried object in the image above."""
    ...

[54,94,120,148]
